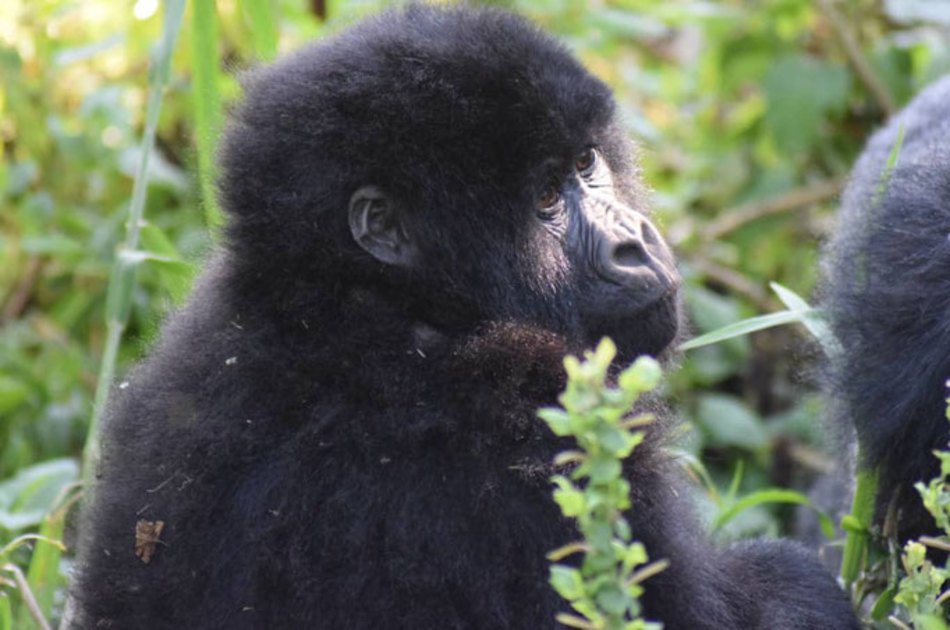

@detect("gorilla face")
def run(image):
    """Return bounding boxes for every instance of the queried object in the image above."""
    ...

[530,146,681,358]
[348,141,681,360]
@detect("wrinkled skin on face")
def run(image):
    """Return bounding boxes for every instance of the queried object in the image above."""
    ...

[530,147,680,357]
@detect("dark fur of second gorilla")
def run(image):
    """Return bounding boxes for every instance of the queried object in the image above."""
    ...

[70,6,857,629]
[824,75,950,542]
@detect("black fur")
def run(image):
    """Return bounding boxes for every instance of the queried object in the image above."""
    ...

[824,75,950,540]
[70,6,856,628]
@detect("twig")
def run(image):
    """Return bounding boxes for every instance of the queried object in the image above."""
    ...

[691,256,773,311]
[817,0,897,116]
[700,177,846,243]
[888,616,911,630]
[627,559,670,586]
[919,535,950,552]
[0,257,42,322]
[3,563,51,630]
[788,443,835,475]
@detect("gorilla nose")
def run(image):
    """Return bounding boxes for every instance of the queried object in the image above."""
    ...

[612,241,649,268]
[601,216,679,293]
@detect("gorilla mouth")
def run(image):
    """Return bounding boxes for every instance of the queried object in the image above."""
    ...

[586,288,681,360]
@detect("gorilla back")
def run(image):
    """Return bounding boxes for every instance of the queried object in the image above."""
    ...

[824,75,950,541]
[71,6,856,629]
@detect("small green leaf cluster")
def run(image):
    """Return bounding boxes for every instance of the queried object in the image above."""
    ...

[539,338,665,630]
[892,389,950,628]
[894,540,949,627]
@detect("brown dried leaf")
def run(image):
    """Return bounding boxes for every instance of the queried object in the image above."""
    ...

[135,519,165,563]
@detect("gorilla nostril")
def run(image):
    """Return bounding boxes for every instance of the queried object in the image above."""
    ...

[641,222,660,247]
[613,242,648,268]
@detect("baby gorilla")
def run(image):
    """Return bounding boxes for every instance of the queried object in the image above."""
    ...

[70,6,857,629]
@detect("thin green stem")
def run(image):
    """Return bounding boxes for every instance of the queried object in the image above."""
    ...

[841,463,879,593]
[240,0,279,60]
[191,0,224,233]
[82,0,187,483]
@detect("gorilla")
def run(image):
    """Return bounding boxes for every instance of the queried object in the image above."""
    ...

[70,6,857,629]
[824,75,950,542]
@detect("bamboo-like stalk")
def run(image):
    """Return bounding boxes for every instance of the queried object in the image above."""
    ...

[191,0,224,233]
[82,0,188,483]
[840,464,879,595]
[241,0,279,60]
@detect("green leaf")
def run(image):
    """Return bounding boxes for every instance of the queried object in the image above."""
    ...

[712,487,833,534]
[595,584,629,616]
[870,586,897,620]
[679,310,806,351]
[552,476,586,517]
[684,283,746,335]
[768,281,810,311]
[619,357,662,393]
[593,425,630,457]
[762,55,849,154]
[0,377,29,415]
[539,408,572,437]
[695,394,768,451]
[592,338,617,370]
[586,521,614,554]
[915,615,950,630]
[586,457,621,484]
[19,234,83,256]
[0,458,78,532]
[18,495,73,626]
[769,283,842,356]
[550,565,585,601]
[622,542,648,571]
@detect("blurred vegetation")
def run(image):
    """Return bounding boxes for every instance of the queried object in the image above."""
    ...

[1,0,949,626]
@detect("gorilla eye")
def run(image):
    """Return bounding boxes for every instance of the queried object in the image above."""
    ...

[536,184,561,218]
[575,148,596,175]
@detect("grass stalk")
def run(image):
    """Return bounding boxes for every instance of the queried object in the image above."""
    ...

[841,463,879,593]
[82,0,187,482]
[191,0,224,233]
[240,0,279,60]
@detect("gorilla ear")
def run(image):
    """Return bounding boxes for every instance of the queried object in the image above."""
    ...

[348,186,419,267]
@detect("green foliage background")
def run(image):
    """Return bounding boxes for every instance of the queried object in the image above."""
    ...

[1,0,949,626]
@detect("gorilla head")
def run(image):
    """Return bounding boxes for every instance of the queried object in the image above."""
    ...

[70,6,858,629]
[220,4,680,362]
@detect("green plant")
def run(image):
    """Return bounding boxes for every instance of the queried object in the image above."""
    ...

[892,540,949,629]
[0,459,80,630]
[81,0,188,482]
[889,387,950,629]
[540,339,667,630]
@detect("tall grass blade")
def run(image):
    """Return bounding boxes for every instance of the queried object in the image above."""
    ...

[678,310,805,351]
[15,491,77,628]
[191,0,224,233]
[840,464,879,595]
[0,593,10,630]
[82,0,187,482]
[712,487,835,538]
[241,0,279,60]
[769,282,842,356]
